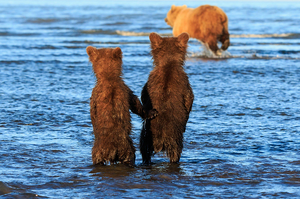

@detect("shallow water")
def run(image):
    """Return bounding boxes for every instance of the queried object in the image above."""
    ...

[1,0,300,198]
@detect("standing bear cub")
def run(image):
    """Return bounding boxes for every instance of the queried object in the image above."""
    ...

[165,5,230,56]
[140,32,194,164]
[87,46,157,166]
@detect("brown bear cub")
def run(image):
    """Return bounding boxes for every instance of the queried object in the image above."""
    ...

[86,46,157,166]
[140,32,194,164]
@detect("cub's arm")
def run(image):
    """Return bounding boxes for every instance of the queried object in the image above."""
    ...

[141,82,152,110]
[89,93,97,128]
[127,84,157,120]
[184,83,194,114]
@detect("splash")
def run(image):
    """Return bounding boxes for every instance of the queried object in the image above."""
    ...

[189,42,232,59]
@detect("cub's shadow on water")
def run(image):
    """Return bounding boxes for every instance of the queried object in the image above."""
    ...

[87,162,186,192]
[90,162,182,176]
[89,162,183,184]
[90,164,137,178]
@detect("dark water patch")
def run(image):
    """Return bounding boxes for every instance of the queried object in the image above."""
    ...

[127,52,150,57]
[228,113,246,116]
[278,50,300,54]
[0,31,9,36]
[0,182,12,195]
[0,32,41,37]
[30,45,58,50]
[103,22,129,26]
[67,40,148,45]
[80,29,118,35]
[282,33,300,39]
[0,60,29,65]
[0,60,86,65]
[1,192,42,198]
[64,45,84,49]
[27,18,59,24]
[290,161,300,165]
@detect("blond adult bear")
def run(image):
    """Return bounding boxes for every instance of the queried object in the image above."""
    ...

[165,5,230,56]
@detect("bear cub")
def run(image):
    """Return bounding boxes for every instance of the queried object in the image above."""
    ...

[140,32,194,164]
[86,46,157,166]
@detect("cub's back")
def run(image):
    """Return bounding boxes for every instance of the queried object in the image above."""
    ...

[91,79,131,129]
[148,66,189,113]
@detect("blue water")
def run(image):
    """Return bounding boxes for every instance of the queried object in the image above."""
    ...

[1,0,300,198]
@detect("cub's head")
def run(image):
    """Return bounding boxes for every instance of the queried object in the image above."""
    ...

[165,5,187,27]
[86,46,122,77]
[149,32,189,65]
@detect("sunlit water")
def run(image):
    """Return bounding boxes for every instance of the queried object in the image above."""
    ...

[1,0,300,198]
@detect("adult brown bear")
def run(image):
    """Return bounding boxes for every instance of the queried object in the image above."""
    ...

[140,33,194,164]
[165,5,230,56]
[86,46,157,166]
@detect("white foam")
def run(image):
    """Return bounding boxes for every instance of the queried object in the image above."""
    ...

[116,30,149,36]
[116,31,293,39]
[230,33,293,38]
[189,42,232,59]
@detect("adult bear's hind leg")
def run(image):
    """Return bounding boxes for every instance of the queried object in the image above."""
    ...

[220,31,230,51]
[206,35,221,56]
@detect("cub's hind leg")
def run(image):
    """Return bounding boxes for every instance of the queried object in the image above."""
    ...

[140,120,153,165]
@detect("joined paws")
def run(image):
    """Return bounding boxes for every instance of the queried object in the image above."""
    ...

[146,109,158,120]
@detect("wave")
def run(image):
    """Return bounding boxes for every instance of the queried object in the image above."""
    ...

[80,29,171,36]
[80,29,150,36]
[0,31,40,37]
[230,33,299,39]
[188,41,300,60]
[80,29,300,39]
[188,52,300,60]
[80,29,118,35]
[115,31,300,39]
[27,18,58,24]
[116,30,151,36]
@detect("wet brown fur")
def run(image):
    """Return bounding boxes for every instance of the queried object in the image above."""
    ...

[87,46,156,166]
[140,33,194,164]
[165,4,230,55]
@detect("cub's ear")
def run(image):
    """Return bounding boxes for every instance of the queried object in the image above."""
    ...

[182,5,187,9]
[171,5,176,10]
[86,46,97,59]
[113,47,122,59]
[149,32,163,49]
[177,32,189,46]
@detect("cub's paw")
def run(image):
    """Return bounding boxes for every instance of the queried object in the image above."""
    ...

[147,109,158,120]
[123,153,136,167]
